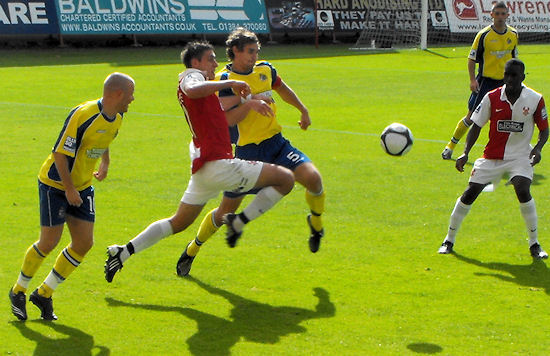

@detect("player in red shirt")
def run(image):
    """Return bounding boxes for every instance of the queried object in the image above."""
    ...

[104,42,294,281]
[438,59,549,259]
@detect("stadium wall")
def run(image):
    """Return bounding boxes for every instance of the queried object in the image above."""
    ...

[1,0,548,47]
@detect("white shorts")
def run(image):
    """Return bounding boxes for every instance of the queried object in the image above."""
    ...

[469,157,533,185]
[182,158,263,205]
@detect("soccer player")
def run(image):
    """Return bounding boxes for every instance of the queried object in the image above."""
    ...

[438,59,548,259]
[175,28,325,276]
[441,1,518,160]
[104,41,294,281]
[9,72,135,321]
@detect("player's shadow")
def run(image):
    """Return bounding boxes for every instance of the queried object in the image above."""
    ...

[10,320,109,356]
[453,252,550,294]
[106,277,335,355]
[407,342,443,354]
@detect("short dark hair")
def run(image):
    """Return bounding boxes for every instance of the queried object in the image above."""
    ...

[181,41,214,68]
[225,27,260,60]
[505,58,525,73]
[492,1,507,12]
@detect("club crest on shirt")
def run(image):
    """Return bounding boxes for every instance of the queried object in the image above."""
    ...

[497,120,523,132]
[259,74,267,81]
[523,106,530,116]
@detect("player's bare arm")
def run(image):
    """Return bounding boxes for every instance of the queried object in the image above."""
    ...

[185,79,250,99]
[456,124,482,172]
[274,80,311,130]
[468,59,479,92]
[224,97,274,126]
[53,152,83,206]
[94,149,110,181]
[530,128,549,166]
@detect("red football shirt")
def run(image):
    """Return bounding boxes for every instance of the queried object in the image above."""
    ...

[177,69,233,173]
[472,85,548,160]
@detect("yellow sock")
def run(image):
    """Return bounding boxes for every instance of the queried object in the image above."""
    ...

[38,246,83,298]
[37,283,54,298]
[447,118,470,149]
[13,243,47,294]
[187,209,219,257]
[306,190,325,232]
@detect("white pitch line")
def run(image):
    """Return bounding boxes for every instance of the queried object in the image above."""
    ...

[0,100,451,144]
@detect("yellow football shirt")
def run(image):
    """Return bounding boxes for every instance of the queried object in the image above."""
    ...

[38,99,123,191]
[469,25,518,80]
[216,61,282,146]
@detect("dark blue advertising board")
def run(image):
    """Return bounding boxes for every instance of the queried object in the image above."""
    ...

[0,0,59,34]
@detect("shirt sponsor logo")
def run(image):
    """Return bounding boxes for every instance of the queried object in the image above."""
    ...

[497,120,523,132]
[63,136,76,153]
[86,148,107,159]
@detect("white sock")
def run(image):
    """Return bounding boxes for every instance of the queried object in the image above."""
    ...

[126,219,173,259]
[241,186,284,222]
[445,198,472,244]
[43,271,63,292]
[231,186,284,231]
[519,199,538,246]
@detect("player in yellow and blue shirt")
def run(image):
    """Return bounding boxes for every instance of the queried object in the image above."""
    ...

[179,28,326,270]
[217,60,282,146]
[9,73,135,321]
[442,1,518,160]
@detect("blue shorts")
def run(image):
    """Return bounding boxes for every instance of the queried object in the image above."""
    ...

[224,133,311,198]
[468,76,504,111]
[39,181,95,226]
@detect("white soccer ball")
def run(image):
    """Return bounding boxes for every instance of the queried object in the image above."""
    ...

[380,123,414,156]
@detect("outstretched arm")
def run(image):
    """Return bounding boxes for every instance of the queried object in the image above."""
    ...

[185,79,250,100]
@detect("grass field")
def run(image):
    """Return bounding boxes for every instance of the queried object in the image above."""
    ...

[2,43,550,355]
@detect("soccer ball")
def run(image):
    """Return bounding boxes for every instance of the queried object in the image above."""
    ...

[380,123,413,156]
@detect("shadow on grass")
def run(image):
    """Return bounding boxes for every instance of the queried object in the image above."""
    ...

[106,276,335,355]
[407,342,443,354]
[453,252,550,294]
[10,320,109,355]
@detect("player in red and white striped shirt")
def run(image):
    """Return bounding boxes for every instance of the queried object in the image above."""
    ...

[439,59,549,259]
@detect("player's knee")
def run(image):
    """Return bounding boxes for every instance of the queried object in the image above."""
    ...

[278,167,295,195]
[461,184,484,205]
[301,168,323,194]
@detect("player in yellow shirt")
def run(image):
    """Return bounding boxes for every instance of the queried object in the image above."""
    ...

[176,28,325,276]
[9,72,135,320]
[442,1,518,160]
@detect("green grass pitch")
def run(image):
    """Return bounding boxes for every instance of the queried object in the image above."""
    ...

[1,44,550,355]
